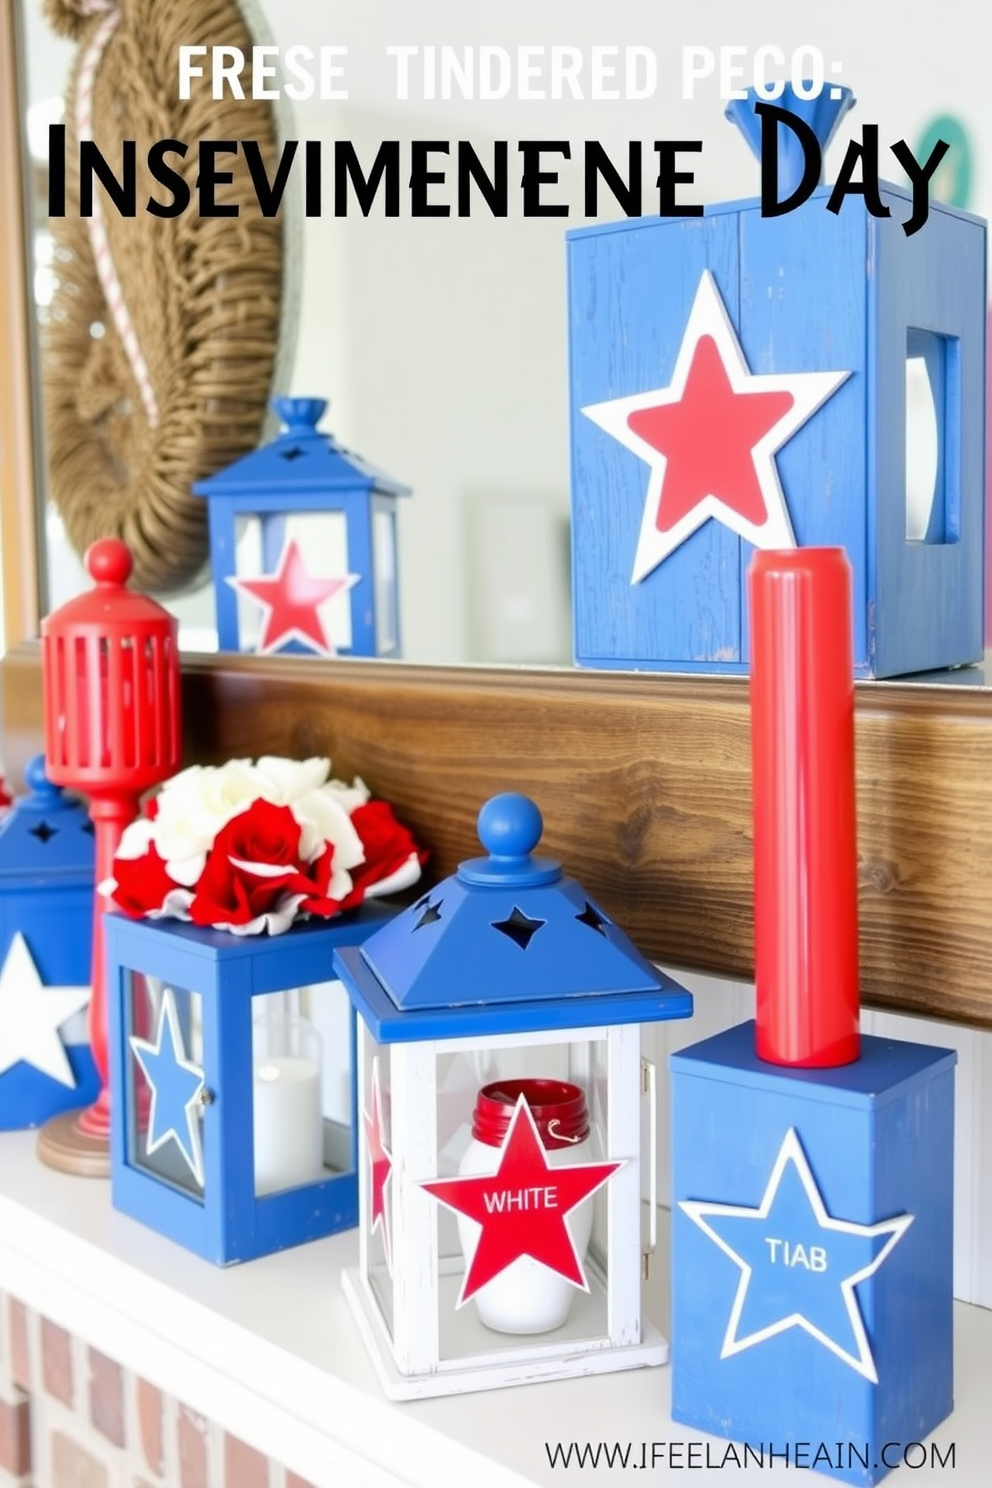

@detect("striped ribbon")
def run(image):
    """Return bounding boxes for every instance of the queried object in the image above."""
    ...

[74,0,160,427]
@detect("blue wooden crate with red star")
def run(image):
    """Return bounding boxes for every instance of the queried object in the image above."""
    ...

[567,131,986,677]
[669,1022,955,1485]
[194,397,410,660]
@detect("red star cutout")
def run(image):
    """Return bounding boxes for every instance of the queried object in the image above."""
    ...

[422,1098,622,1307]
[228,537,359,655]
[627,336,794,533]
[581,271,850,583]
[364,1058,393,1269]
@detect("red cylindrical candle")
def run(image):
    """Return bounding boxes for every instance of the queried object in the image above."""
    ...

[749,548,860,1067]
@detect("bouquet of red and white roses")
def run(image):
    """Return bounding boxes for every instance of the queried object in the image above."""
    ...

[104,756,425,936]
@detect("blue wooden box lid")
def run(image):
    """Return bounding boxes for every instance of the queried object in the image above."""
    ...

[670,1020,956,1110]
[333,794,693,1040]
[192,397,410,500]
[0,756,94,886]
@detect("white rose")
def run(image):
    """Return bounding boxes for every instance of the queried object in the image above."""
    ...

[151,760,268,885]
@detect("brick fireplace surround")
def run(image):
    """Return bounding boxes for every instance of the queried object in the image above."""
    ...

[0,1294,313,1488]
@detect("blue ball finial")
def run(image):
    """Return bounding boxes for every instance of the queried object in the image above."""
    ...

[24,754,59,800]
[477,793,543,860]
[273,396,328,435]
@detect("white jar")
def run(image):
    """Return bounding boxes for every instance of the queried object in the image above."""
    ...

[456,1078,595,1335]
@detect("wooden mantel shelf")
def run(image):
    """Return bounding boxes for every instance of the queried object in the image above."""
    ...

[3,644,992,1030]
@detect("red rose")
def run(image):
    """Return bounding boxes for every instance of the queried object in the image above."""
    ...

[188,798,345,929]
[110,842,180,918]
[348,800,425,896]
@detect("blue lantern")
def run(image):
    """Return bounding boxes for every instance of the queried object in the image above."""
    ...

[105,904,396,1264]
[194,397,410,659]
[333,794,693,1398]
[0,756,100,1129]
[567,86,985,677]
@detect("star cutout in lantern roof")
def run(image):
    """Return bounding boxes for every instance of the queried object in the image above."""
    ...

[364,1058,394,1271]
[680,1127,913,1382]
[0,932,90,1087]
[582,270,850,583]
[130,988,206,1188]
[228,537,359,656]
[422,1097,622,1306]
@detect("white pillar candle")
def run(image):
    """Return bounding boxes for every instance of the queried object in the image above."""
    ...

[253,1055,324,1196]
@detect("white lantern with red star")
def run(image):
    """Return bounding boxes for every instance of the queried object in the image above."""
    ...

[194,397,410,658]
[332,793,693,1398]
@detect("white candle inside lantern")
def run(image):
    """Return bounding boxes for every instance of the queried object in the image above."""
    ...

[253,1007,325,1196]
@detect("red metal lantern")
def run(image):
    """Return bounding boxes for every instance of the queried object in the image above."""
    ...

[38,539,181,1174]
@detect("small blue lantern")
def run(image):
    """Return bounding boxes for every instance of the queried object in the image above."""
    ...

[105,904,395,1264]
[0,756,100,1129]
[194,397,410,659]
[333,793,693,1399]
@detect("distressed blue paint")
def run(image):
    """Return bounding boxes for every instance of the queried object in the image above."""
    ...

[106,905,393,1265]
[0,757,100,1129]
[568,187,986,677]
[670,1022,955,1484]
[194,397,410,659]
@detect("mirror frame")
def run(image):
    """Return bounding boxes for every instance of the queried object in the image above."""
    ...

[3,9,992,1032]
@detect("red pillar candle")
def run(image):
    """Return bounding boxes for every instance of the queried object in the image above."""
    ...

[748,548,860,1067]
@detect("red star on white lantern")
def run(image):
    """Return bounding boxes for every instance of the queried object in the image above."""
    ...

[582,271,850,584]
[422,1098,622,1306]
[364,1058,393,1270]
[228,537,359,655]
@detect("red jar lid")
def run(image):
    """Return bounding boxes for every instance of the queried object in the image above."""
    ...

[473,1078,589,1150]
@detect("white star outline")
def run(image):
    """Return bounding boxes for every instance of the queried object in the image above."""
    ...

[679,1127,913,1383]
[226,538,360,657]
[581,271,851,584]
[129,987,206,1188]
[0,932,91,1087]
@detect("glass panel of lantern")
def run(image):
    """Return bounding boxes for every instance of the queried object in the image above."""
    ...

[106,907,394,1264]
[334,795,694,1399]
[193,396,410,660]
[231,511,354,655]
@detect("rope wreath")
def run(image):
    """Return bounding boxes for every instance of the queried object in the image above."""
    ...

[41,0,284,592]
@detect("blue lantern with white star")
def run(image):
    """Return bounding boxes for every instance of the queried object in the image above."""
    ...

[0,756,100,1130]
[332,793,693,1399]
[105,904,396,1264]
[193,397,410,659]
[567,85,985,677]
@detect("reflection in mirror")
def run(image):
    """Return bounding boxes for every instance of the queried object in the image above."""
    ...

[14,0,991,670]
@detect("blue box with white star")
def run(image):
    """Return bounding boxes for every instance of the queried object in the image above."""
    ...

[669,1021,955,1485]
[567,186,986,677]
[0,757,101,1130]
[106,905,395,1265]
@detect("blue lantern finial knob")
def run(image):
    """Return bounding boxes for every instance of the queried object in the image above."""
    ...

[477,793,543,860]
[459,794,561,887]
[273,397,328,435]
[25,754,61,801]
[725,83,856,199]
